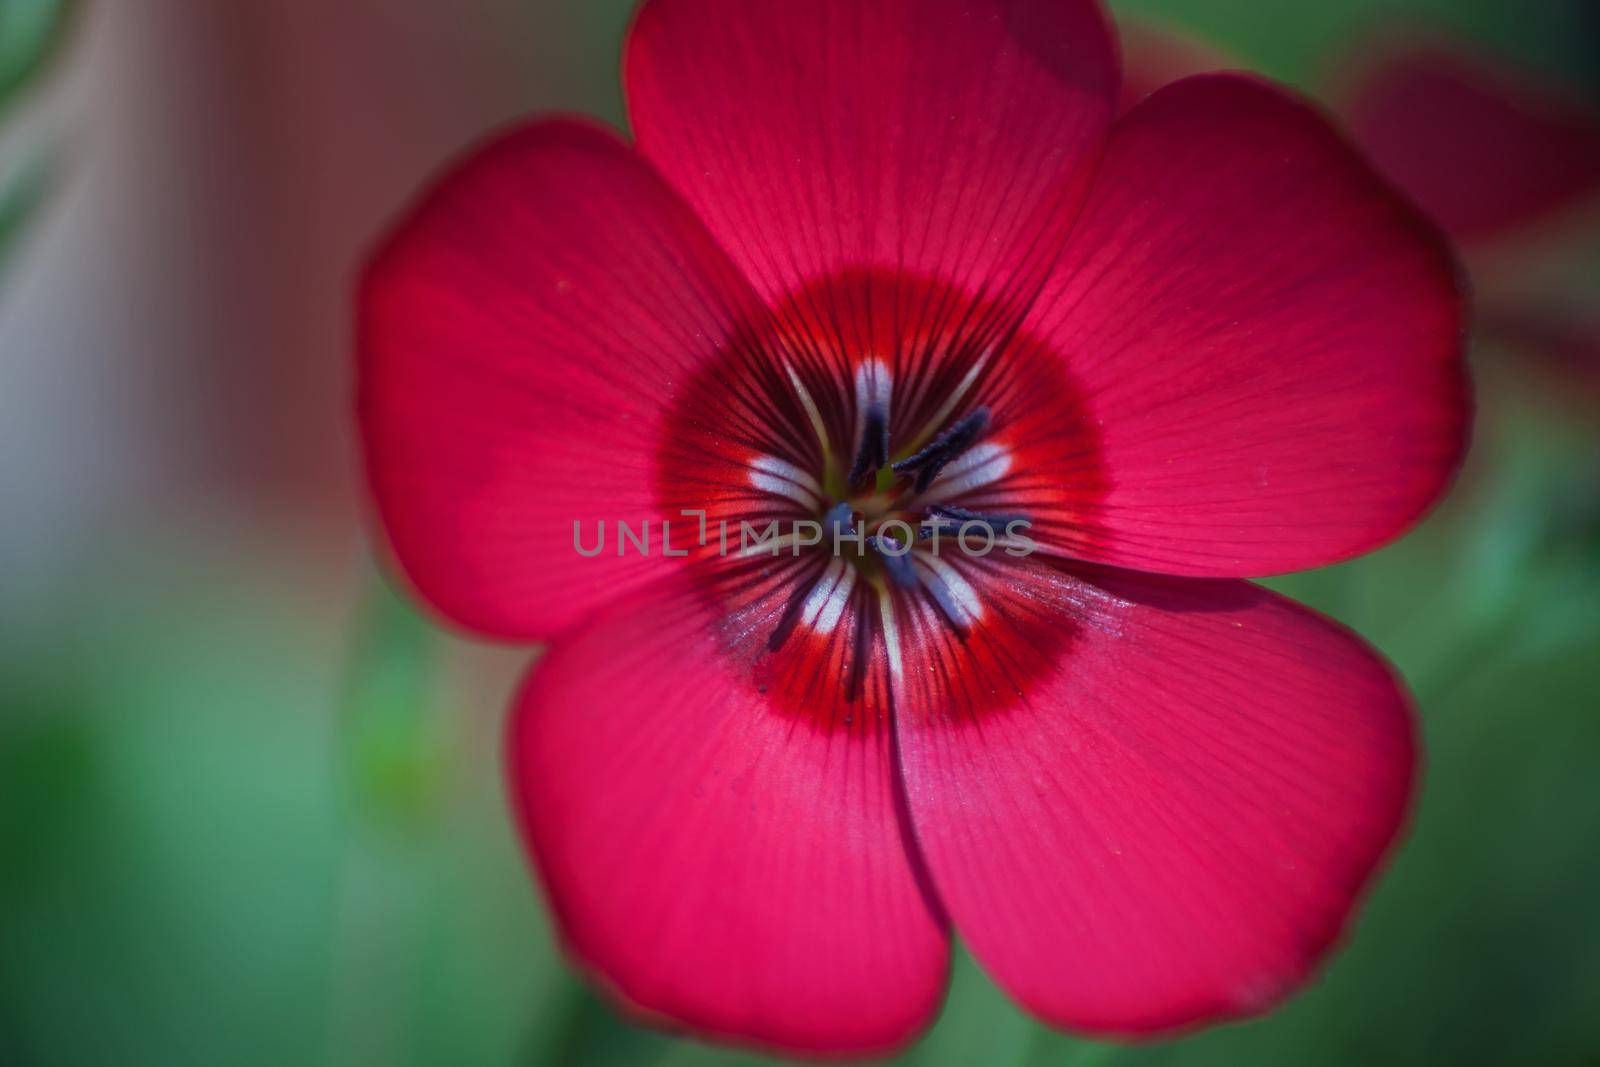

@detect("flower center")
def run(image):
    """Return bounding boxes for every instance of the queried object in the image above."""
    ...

[771,357,1026,650]
[654,268,1108,722]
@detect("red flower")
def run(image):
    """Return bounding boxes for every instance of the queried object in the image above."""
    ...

[1120,19,1600,391]
[358,0,1469,1055]
[1339,37,1600,388]
[1341,39,1600,245]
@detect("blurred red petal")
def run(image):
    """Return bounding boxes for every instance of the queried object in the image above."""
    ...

[508,579,949,1056]
[1024,74,1469,577]
[626,0,1117,345]
[359,119,765,639]
[1342,41,1600,242]
[897,564,1416,1035]
[1117,17,1232,116]
[1481,302,1600,386]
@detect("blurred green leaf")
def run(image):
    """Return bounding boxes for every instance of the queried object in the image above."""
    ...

[0,664,100,902]
[0,0,79,114]
[340,575,449,837]
[1108,0,1597,88]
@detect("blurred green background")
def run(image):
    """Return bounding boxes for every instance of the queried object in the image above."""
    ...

[1,1,1597,1065]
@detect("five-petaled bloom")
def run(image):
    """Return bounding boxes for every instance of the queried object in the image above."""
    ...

[359,0,1470,1056]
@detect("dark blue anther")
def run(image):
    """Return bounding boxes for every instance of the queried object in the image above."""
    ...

[923,504,1026,537]
[869,535,919,589]
[847,402,889,488]
[893,407,990,493]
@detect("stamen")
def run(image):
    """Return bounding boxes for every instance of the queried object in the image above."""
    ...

[870,535,919,589]
[905,344,993,455]
[914,441,1012,505]
[869,537,966,639]
[847,402,889,488]
[853,358,893,418]
[848,360,893,488]
[824,501,864,556]
[893,407,990,493]
[924,504,1026,536]
[823,501,855,535]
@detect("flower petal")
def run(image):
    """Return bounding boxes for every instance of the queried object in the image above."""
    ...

[626,0,1117,338]
[359,119,766,638]
[1025,74,1469,577]
[894,563,1416,1035]
[1117,17,1231,116]
[508,577,950,1055]
[1341,40,1600,242]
